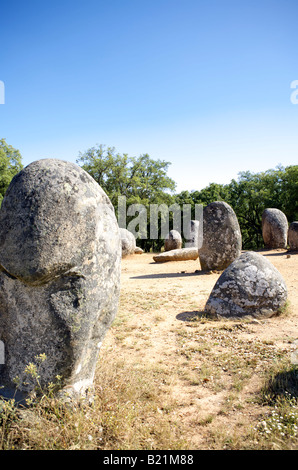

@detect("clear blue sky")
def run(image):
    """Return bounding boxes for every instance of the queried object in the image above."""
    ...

[0,0,297,192]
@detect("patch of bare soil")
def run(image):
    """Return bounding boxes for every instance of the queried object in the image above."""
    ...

[101,249,298,449]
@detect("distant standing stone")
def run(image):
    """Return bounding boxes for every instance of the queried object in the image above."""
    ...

[205,251,288,319]
[288,221,298,251]
[119,228,136,257]
[198,201,242,271]
[186,220,201,248]
[164,230,182,252]
[0,159,121,402]
[262,208,288,249]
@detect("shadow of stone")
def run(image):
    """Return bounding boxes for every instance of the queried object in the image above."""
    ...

[130,271,207,280]
[262,251,297,257]
[261,367,298,403]
[176,310,215,322]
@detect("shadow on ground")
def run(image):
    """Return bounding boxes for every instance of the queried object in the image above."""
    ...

[261,366,298,402]
[130,271,210,280]
[176,310,215,322]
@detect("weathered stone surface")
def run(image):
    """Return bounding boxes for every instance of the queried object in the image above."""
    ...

[288,221,298,251]
[185,220,201,248]
[0,159,121,402]
[262,208,288,249]
[119,228,136,257]
[153,248,199,263]
[205,251,287,319]
[164,230,182,252]
[198,201,242,271]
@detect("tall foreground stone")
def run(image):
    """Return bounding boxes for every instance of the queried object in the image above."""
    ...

[0,159,121,401]
[198,201,242,271]
[262,208,288,249]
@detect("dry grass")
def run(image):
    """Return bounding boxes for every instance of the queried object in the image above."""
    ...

[0,252,298,450]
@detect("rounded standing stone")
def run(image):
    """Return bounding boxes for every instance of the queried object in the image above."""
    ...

[262,208,288,249]
[164,230,182,252]
[119,228,136,257]
[288,221,298,251]
[205,251,288,319]
[0,159,121,402]
[198,201,242,271]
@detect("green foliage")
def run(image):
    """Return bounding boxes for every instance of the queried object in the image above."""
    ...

[175,165,298,250]
[77,144,177,252]
[0,139,23,205]
[77,144,297,251]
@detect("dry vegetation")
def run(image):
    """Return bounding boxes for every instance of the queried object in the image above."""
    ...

[0,249,297,450]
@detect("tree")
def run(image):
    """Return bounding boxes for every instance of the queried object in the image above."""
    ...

[77,144,177,251]
[175,165,298,250]
[0,139,23,204]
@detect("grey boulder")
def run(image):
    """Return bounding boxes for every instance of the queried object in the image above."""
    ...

[288,221,298,251]
[205,251,288,319]
[120,228,136,257]
[164,230,182,252]
[0,159,121,401]
[198,201,242,271]
[262,208,288,249]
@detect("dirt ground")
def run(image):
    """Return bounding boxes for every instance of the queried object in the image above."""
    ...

[101,249,298,449]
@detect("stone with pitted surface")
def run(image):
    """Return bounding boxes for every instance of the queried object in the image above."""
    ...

[262,208,288,249]
[288,221,298,251]
[198,201,241,271]
[0,159,121,402]
[205,251,287,319]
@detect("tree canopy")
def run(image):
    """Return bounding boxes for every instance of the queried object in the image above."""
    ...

[1,138,296,252]
[175,165,298,250]
[0,139,23,204]
[77,144,297,251]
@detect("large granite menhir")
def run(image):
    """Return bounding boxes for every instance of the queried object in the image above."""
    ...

[262,208,288,249]
[0,159,121,402]
[198,201,242,271]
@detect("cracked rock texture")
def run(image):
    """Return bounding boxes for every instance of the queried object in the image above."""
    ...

[0,159,121,401]
[262,208,288,249]
[198,201,242,271]
[205,251,288,319]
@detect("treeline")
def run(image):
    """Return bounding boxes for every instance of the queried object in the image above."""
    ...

[175,166,297,250]
[77,144,298,252]
[1,139,297,252]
